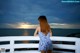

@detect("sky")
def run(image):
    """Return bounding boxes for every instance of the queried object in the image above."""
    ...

[0,0,80,29]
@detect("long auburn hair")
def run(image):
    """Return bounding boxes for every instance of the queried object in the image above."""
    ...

[38,16,50,35]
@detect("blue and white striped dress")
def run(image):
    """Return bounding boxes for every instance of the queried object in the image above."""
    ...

[38,32,53,51]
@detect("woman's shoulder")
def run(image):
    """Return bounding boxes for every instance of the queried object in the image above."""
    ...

[36,26,40,32]
[36,25,40,29]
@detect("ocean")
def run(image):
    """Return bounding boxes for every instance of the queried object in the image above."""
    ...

[0,28,80,37]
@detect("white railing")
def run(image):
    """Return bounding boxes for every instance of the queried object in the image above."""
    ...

[0,36,80,53]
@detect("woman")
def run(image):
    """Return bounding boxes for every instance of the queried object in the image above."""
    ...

[34,16,53,53]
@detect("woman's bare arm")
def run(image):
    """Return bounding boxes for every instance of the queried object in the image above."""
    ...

[34,27,39,36]
[50,29,52,36]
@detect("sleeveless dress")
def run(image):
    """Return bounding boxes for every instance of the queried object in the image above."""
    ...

[38,32,53,51]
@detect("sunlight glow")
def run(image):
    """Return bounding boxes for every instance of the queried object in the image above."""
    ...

[1,22,80,29]
[17,23,37,29]
[18,25,33,29]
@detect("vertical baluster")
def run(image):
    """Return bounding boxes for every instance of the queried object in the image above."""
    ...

[75,38,80,53]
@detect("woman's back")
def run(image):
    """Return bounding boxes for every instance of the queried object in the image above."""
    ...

[34,16,53,53]
[38,31,53,51]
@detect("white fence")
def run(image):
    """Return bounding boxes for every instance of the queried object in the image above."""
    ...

[0,36,80,53]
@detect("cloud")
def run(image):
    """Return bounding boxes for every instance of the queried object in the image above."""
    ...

[0,0,80,24]
[0,22,37,29]
[7,4,47,16]
[0,22,80,29]
[0,10,4,15]
[50,23,80,29]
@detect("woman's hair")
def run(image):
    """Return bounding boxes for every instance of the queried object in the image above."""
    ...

[38,16,50,35]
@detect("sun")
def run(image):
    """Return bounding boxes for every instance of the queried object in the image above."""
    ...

[17,23,37,29]
[18,24,32,29]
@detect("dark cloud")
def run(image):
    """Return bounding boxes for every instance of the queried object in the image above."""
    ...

[0,0,80,25]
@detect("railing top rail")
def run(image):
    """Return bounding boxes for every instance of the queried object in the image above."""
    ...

[0,36,78,42]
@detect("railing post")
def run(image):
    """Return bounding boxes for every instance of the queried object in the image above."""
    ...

[76,38,80,53]
[10,40,14,53]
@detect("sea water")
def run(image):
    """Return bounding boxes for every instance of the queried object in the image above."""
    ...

[0,28,80,37]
